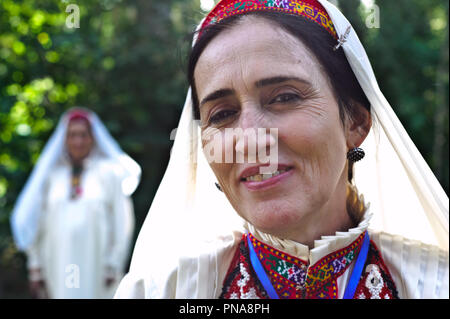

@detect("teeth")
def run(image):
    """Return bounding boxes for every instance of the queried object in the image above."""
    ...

[245,169,288,182]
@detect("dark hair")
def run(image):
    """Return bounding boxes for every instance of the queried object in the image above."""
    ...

[187,11,370,124]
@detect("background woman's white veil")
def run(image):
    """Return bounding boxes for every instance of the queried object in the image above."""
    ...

[124,0,448,296]
[10,107,142,251]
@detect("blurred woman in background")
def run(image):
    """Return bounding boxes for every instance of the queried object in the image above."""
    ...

[11,108,141,299]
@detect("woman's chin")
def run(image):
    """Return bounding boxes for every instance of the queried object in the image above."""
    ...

[243,204,306,237]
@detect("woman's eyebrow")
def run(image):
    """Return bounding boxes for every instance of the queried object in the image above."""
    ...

[255,76,312,88]
[200,88,234,108]
[199,77,311,107]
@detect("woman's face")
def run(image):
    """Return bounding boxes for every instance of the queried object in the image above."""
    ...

[195,17,365,239]
[66,119,94,163]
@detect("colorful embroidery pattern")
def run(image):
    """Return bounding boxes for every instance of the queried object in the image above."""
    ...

[249,232,364,298]
[220,232,399,299]
[354,241,399,299]
[220,237,268,299]
[305,233,363,291]
[249,233,308,288]
[200,0,337,40]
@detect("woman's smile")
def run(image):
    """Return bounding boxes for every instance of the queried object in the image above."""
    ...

[239,164,294,191]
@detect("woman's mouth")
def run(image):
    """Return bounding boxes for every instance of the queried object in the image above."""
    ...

[240,166,294,190]
[242,168,291,182]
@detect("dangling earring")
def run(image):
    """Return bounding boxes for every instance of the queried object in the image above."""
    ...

[215,182,223,192]
[347,147,365,162]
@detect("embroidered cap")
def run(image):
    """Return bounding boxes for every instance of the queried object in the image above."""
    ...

[200,0,337,40]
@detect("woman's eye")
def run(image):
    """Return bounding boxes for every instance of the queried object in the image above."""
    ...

[269,93,301,104]
[209,110,237,124]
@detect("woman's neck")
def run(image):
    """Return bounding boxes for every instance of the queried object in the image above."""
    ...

[71,159,84,167]
[277,179,357,249]
[69,153,91,167]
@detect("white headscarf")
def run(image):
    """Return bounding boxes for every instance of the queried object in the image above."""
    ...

[126,0,448,285]
[10,107,142,251]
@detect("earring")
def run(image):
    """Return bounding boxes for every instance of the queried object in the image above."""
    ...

[347,147,365,162]
[215,182,223,192]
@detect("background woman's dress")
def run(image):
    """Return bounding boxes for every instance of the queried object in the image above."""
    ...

[27,154,134,298]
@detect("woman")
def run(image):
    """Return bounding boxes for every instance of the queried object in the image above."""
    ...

[115,0,448,299]
[11,108,141,299]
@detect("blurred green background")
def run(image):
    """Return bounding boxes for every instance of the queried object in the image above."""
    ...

[0,0,448,298]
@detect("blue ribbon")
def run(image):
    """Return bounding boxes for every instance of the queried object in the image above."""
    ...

[343,231,370,299]
[247,231,370,299]
[247,235,280,299]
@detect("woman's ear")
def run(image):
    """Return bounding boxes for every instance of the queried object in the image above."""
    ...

[345,101,372,149]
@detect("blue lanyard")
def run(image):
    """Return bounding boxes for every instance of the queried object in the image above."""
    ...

[343,231,370,299]
[247,231,370,299]
[247,235,280,299]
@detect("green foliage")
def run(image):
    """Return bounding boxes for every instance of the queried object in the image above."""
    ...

[0,0,448,298]
[0,0,206,298]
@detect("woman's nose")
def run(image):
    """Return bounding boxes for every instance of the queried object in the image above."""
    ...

[234,108,278,164]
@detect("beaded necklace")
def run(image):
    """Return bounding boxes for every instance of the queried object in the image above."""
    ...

[70,163,83,200]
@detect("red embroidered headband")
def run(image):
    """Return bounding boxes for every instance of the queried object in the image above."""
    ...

[200,0,337,40]
[68,110,90,124]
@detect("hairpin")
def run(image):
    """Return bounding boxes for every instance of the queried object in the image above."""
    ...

[333,25,352,51]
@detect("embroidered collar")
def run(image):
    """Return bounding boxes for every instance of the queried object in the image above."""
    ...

[220,225,399,299]
[245,206,372,265]
[248,230,366,296]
